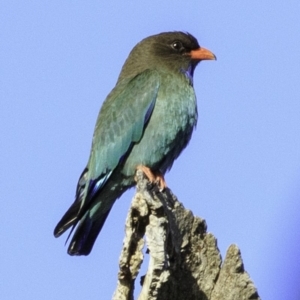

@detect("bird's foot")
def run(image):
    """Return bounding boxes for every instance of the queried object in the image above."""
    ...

[136,165,167,191]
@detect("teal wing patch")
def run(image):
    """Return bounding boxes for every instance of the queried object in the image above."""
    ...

[88,69,160,179]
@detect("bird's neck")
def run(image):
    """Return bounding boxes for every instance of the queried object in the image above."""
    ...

[180,64,195,86]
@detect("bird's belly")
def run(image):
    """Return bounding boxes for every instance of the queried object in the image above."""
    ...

[122,79,197,176]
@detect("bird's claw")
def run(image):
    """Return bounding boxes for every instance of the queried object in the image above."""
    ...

[136,165,167,191]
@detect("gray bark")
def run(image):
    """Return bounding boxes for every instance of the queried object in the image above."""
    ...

[113,170,260,300]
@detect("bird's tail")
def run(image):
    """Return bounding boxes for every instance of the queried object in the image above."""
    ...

[54,169,128,256]
[54,194,117,256]
[67,207,112,256]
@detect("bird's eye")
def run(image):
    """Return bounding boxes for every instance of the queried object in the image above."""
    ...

[171,41,183,51]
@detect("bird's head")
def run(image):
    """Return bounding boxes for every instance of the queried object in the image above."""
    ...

[117,31,216,83]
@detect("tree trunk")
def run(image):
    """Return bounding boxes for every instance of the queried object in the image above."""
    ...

[113,170,260,300]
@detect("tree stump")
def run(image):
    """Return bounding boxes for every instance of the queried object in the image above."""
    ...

[113,170,260,300]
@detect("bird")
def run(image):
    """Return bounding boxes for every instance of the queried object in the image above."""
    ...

[54,31,216,256]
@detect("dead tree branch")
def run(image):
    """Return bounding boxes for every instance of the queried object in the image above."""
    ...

[113,170,260,300]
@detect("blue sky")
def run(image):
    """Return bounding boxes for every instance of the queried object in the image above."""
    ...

[1,1,300,299]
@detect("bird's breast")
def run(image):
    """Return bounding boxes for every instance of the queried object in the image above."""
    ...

[122,72,197,176]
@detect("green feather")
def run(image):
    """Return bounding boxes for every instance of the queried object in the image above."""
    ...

[88,69,160,179]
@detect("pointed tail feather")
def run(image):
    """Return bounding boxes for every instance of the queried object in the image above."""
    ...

[54,168,89,237]
[53,200,82,237]
[67,208,112,256]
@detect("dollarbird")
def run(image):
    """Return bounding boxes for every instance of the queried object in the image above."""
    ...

[54,31,216,256]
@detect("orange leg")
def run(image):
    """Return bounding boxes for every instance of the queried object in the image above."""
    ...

[136,165,167,191]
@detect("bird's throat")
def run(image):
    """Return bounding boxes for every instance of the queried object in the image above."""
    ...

[180,64,194,86]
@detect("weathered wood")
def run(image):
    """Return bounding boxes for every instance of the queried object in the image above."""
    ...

[113,170,260,300]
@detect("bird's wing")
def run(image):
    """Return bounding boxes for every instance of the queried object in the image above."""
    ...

[89,69,160,179]
[54,70,160,237]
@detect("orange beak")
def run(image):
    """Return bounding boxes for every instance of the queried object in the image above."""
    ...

[189,47,216,61]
